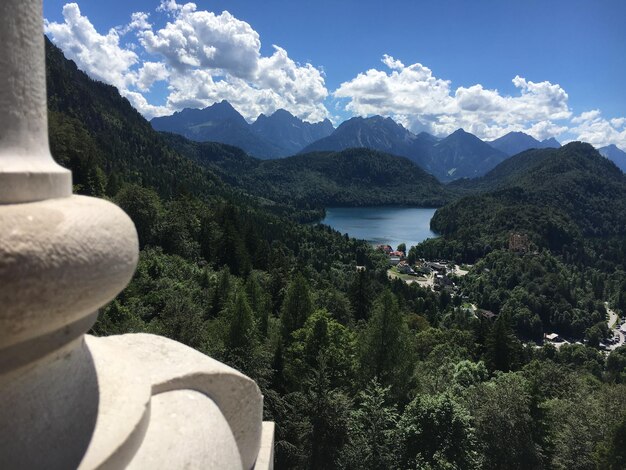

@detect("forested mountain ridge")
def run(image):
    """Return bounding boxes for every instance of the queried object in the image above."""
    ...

[412,142,626,345]
[163,132,451,207]
[421,142,626,260]
[450,142,613,193]
[46,37,226,200]
[46,34,626,470]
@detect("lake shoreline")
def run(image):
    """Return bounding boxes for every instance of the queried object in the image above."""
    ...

[321,206,439,250]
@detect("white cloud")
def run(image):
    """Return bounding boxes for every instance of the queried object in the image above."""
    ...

[45,3,138,91]
[46,1,329,121]
[135,62,169,91]
[570,109,626,149]
[126,12,152,32]
[138,3,261,78]
[334,55,572,140]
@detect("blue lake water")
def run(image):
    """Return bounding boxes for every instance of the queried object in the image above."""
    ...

[322,206,438,250]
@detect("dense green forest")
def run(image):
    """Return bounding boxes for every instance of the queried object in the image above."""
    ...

[163,133,451,208]
[413,143,626,343]
[46,37,626,470]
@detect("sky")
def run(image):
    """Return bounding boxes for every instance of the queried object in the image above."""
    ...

[43,0,626,148]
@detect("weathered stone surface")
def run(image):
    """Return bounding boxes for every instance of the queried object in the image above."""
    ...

[80,334,264,470]
[0,196,139,351]
[255,422,276,470]
[0,0,71,203]
[127,390,243,470]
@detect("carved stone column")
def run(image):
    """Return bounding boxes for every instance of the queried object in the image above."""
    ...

[0,1,273,468]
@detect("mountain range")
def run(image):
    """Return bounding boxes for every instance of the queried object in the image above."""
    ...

[151,103,569,181]
[150,100,626,184]
[299,117,510,181]
[151,101,334,159]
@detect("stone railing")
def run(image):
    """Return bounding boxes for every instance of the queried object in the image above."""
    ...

[0,1,274,468]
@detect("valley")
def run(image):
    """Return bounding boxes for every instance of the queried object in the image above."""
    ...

[43,34,626,470]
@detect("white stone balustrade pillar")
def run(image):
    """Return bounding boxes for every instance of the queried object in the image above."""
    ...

[0,1,274,468]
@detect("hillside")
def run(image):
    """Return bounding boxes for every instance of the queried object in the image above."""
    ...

[419,143,626,262]
[448,147,557,193]
[163,134,451,207]
[45,37,227,200]
[247,148,449,207]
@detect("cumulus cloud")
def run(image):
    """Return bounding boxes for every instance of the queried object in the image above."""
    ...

[570,109,626,148]
[334,55,572,140]
[139,3,261,78]
[45,3,138,90]
[45,1,329,121]
[134,62,169,91]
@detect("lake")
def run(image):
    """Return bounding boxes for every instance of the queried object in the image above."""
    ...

[322,206,438,249]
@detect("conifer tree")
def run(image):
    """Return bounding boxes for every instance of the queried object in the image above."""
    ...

[348,270,373,321]
[245,273,270,337]
[484,313,522,372]
[359,289,413,395]
[226,287,257,352]
[209,267,231,318]
[280,274,313,342]
[340,380,400,469]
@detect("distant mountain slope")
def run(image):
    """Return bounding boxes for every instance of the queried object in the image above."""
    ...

[300,115,418,157]
[301,117,510,181]
[424,142,626,261]
[488,131,561,156]
[421,128,509,181]
[251,109,334,156]
[151,101,284,158]
[164,134,451,207]
[599,144,626,172]
[449,147,557,193]
[152,103,334,158]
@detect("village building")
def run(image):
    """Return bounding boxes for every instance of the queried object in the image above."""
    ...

[509,232,530,253]
[478,309,497,321]
[545,332,563,343]
[429,261,448,274]
[397,261,415,275]
[389,255,402,265]
[376,244,393,254]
